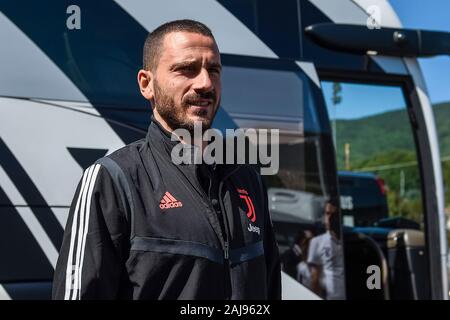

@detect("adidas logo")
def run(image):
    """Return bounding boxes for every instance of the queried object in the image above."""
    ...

[159,191,183,209]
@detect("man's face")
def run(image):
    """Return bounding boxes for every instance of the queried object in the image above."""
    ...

[323,203,337,230]
[150,31,222,132]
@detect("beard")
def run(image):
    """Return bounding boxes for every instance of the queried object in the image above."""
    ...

[153,78,219,134]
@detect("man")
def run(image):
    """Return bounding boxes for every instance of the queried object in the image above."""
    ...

[307,200,345,300]
[52,19,281,300]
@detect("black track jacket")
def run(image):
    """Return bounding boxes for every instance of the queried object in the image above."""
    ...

[53,118,281,300]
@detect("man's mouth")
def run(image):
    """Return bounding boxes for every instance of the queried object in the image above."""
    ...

[186,100,213,109]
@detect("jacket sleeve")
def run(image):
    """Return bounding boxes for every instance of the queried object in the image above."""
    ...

[52,163,129,300]
[260,175,282,299]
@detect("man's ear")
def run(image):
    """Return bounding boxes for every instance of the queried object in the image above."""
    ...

[137,69,155,102]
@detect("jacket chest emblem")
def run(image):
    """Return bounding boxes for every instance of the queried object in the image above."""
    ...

[237,188,256,223]
[159,191,183,210]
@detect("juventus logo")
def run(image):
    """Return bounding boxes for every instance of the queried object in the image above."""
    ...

[237,189,256,223]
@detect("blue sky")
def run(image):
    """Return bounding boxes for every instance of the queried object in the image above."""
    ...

[322,81,406,120]
[390,0,450,104]
[323,0,450,120]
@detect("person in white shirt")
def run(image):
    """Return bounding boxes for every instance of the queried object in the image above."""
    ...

[307,200,345,300]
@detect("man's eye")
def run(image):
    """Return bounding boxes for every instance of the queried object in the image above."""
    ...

[179,66,196,73]
[209,68,221,75]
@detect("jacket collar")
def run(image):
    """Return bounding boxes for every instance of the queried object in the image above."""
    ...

[146,116,180,157]
[145,115,243,176]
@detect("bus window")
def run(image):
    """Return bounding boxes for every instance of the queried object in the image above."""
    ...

[322,81,423,228]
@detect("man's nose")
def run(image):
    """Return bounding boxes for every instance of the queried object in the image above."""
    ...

[193,68,214,92]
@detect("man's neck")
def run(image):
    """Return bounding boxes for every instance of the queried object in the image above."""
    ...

[153,112,174,134]
[152,112,207,151]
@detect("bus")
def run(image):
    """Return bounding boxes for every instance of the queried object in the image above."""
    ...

[0,0,448,299]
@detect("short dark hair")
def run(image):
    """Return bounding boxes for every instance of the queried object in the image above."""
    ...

[326,197,339,209]
[143,19,215,71]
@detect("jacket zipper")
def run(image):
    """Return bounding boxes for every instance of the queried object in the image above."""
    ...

[188,163,241,299]
[201,165,232,299]
[217,165,242,300]
[209,165,231,263]
[224,241,229,260]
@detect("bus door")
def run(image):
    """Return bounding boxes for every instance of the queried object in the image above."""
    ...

[320,76,429,299]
